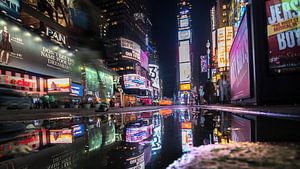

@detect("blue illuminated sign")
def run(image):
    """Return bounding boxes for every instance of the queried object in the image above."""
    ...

[71,83,83,97]
[0,0,21,19]
[72,124,85,137]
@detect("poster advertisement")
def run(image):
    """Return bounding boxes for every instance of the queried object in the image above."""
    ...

[179,40,190,63]
[47,78,71,93]
[50,129,73,144]
[266,0,300,73]
[120,38,141,62]
[123,74,146,89]
[149,64,160,89]
[179,62,191,82]
[230,12,251,100]
[200,55,208,72]
[0,17,78,80]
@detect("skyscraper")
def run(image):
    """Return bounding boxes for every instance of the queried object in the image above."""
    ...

[177,0,193,103]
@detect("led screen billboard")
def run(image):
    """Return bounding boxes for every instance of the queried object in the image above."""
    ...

[217,27,226,68]
[47,78,71,93]
[140,50,149,70]
[0,18,78,80]
[120,38,141,62]
[266,0,300,73]
[72,124,85,137]
[50,129,73,144]
[180,18,189,28]
[149,64,160,89]
[230,12,251,101]
[126,125,153,143]
[123,74,146,89]
[182,129,193,153]
[179,40,190,63]
[0,0,20,19]
[178,29,191,41]
[70,83,83,97]
[180,63,191,82]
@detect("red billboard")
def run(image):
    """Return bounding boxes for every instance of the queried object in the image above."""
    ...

[230,12,251,101]
[266,0,300,73]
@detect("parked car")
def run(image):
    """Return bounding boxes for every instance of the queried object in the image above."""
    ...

[158,98,173,106]
[0,88,31,109]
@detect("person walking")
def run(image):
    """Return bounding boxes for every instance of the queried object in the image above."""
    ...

[219,75,230,104]
[203,80,215,104]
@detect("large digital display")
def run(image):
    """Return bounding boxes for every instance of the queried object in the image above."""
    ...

[72,124,85,138]
[50,129,73,144]
[0,0,20,19]
[179,40,190,63]
[180,63,191,82]
[182,129,193,153]
[126,125,153,143]
[149,64,160,89]
[0,18,78,81]
[120,38,141,62]
[47,78,71,93]
[230,12,251,101]
[70,83,83,97]
[140,50,149,70]
[178,29,191,41]
[217,27,226,68]
[123,74,146,89]
[180,18,189,28]
[266,0,300,73]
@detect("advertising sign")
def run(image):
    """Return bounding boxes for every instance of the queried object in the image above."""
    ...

[180,63,191,82]
[178,29,191,41]
[0,74,37,89]
[50,129,73,144]
[179,40,190,63]
[46,27,67,45]
[126,153,145,169]
[226,26,234,67]
[0,0,20,19]
[149,64,160,89]
[87,124,102,152]
[231,115,252,142]
[180,18,189,28]
[126,125,153,143]
[217,27,226,68]
[70,83,83,97]
[47,78,71,93]
[152,126,162,152]
[200,55,208,72]
[182,129,193,153]
[0,18,77,80]
[123,74,146,89]
[212,30,216,56]
[72,124,85,137]
[266,0,300,73]
[230,12,251,100]
[180,83,191,91]
[140,50,149,70]
[120,38,141,62]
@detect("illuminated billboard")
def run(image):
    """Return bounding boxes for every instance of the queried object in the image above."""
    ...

[141,50,149,70]
[180,83,191,91]
[180,18,189,28]
[180,63,191,82]
[217,27,226,68]
[50,129,73,144]
[70,83,83,97]
[200,55,208,72]
[179,40,190,63]
[178,29,191,41]
[230,12,251,101]
[120,38,141,62]
[266,0,300,73]
[123,74,146,89]
[126,125,153,143]
[72,124,85,138]
[182,129,193,152]
[149,64,160,89]
[47,78,71,93]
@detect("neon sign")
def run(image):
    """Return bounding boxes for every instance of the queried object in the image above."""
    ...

[0,75,36,88]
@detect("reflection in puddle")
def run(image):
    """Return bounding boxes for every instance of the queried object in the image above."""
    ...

[0,108,300,169]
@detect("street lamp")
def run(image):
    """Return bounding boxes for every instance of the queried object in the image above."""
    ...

[206,40,211,81]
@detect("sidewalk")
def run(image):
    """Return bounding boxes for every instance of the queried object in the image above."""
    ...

[194,104,300,120]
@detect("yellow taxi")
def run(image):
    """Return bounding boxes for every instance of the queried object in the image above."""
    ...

[158,98,173,106]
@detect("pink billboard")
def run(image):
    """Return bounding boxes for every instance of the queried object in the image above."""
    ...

[140,51,149,70]
[230,13,251,101]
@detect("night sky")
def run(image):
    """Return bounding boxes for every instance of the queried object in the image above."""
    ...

[150,0,214,97]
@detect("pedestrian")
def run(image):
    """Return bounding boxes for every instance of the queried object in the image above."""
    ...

[219,75,230,104]
[203,80,215,104]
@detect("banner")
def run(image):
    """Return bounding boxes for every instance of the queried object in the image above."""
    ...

[200,55,208,72]
[230,12,251,100]
[149,64,160,89]
[266,0,300,73]
[0,18,78,81]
